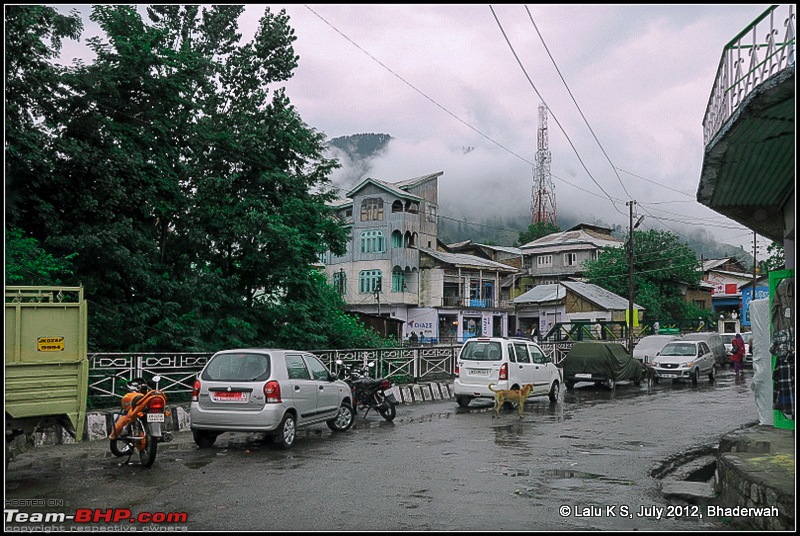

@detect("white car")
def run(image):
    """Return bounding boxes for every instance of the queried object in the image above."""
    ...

[453,337,562,408]
[633,334,679,364]
[190,349,354,449]
[651,340,716,385]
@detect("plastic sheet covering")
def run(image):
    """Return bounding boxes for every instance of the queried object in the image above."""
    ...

[750,298,773,425]
[563,342,643,382]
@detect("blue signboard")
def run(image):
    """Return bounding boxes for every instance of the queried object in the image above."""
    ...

[741,286,770,326]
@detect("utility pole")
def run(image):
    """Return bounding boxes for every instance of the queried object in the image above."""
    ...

[627,200,635,354]
[375,279,382,317]
[751,231,758,324]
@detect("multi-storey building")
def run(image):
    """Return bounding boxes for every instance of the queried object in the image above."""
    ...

[324,172,518,343]
[519,223,623,287]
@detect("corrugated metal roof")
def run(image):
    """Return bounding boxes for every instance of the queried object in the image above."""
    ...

[520,227,622,251]
[420,249,517,271]
[561,281,644,311]
[513,284,565,304]
[475,243,523,255]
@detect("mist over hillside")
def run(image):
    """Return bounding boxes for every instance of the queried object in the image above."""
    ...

[326,133,754,266]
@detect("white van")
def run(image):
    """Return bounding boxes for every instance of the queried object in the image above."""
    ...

[453,337,562,408]
[681,332,727,366]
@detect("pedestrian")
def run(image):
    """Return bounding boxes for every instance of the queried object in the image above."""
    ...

[731,332,746,378]
[515,328,524,338]
[409,331,419,344]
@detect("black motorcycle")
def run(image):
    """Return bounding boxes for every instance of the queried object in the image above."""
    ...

[336,361,399,421]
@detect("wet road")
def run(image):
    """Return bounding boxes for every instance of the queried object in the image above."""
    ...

[5,368,758,531]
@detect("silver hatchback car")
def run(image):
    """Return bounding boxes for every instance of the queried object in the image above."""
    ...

[651,340,716,385]
[190,349,354,449]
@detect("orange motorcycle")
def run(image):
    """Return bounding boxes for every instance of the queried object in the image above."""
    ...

[109,375,172,467]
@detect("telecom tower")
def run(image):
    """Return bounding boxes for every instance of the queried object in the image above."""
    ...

[531,103,557,225]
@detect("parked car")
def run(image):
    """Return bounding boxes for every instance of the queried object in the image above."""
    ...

[453,337,562,408]
[633,334,679,364]
[650,340,716,384]
[680,332,727,366]
[190,349,354,449]
[561,341,645,390]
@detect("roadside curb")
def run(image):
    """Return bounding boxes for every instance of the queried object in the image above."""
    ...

[26,381,456,445]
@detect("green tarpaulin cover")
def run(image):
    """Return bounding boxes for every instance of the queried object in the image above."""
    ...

[563,342,644,382]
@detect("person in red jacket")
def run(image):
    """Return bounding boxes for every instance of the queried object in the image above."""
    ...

[731,332,746,378]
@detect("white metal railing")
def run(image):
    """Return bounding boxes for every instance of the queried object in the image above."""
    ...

[703,4,796,145]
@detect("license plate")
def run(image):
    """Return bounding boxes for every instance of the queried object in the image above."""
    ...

[574,373,592,379]
[659,372,677,377]
[469,369,489,376]
[213,391,247,402]
[146,413,165,422]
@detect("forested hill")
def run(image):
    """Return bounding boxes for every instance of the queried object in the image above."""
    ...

[328,133,393,160]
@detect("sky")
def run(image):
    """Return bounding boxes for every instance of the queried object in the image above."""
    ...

[51,4,777,255]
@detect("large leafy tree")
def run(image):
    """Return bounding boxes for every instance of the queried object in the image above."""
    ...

[5,5,82,224]
[583,229,704,323]
[6,6,369,351]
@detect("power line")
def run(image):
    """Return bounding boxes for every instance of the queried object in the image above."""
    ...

[524,5,632,200]
[489,4,625,217]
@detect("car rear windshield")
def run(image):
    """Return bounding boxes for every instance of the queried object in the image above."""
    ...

[720,334,735,344]
[202,352,271,381]
[460,341,503,361]
[660,343,697,357]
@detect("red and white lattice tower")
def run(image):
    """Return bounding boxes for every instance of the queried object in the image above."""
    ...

[531,103,557,225]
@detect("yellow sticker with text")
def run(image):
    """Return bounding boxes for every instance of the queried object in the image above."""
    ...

[37,337,65,351]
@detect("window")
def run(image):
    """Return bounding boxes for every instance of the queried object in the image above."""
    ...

[513,343,531,363]
[303,355,331,381]
[537,255,552,268]
[360,198,384,221]
[359,270,383,293]
[285,354,310,380]
[426,204,437,223]
[564,253,577,266]
[333,271,346,295]
[360,230,385,253]
[391,230,403,248]
[392,269,406,292]
[530,346,546,364]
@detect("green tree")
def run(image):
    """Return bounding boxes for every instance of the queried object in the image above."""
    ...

[762,241,785,272]
[5,228,77,285]
[6,5,374,352]
[517,221,559,246]
[5,5,82,224]
[583,229,704,323]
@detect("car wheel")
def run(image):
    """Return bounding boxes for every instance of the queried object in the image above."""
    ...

[708,365,716,383]
[192,429,218,449]
[327,401,355,432]
[548,380,560,402]
[691,368,699,385]
[565,380,575,390]
[456,396,472,408]
[274,413,296,450]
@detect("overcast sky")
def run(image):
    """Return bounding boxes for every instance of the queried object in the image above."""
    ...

[53,4,776,254]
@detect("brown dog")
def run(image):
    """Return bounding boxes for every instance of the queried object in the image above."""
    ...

[488,383,534,418]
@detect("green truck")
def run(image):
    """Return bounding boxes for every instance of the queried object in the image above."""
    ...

[5,286,89,462]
